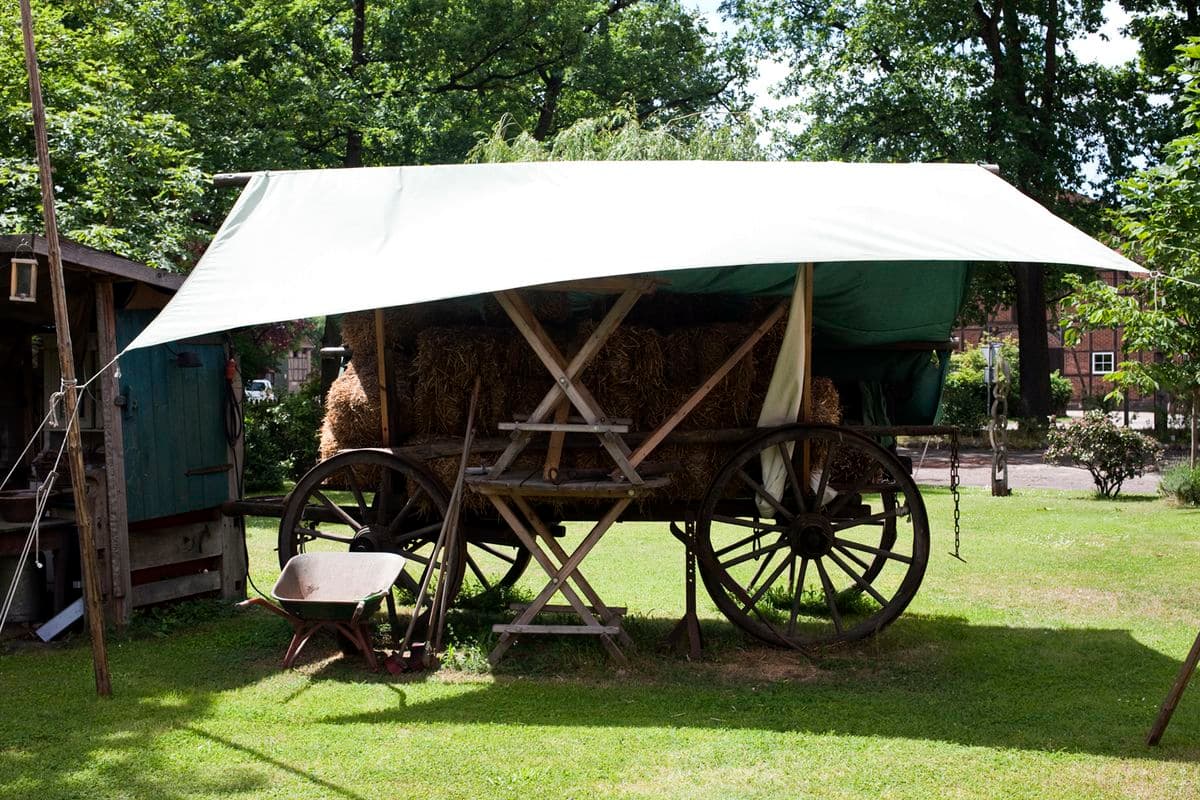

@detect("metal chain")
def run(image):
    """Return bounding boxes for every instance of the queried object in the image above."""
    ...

[950,428,963,562]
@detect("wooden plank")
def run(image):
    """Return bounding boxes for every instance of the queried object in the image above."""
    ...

[0,235,185,290]
[468,473,669,498]
[127,522,217,571]
[374,309,391,445]
[493,623,621,635]
[541,399,569,481]
[498,420,629,433]
[131,570,221,607]
[510,603,626,616]
[95,280,131,623]
[626,300,787,470]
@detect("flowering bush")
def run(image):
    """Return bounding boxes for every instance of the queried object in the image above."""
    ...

[1045,411,1163,498]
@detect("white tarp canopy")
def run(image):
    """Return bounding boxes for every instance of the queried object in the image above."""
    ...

[127,160,1143,350]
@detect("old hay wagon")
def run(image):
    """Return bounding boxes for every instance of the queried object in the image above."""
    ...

[128,161,1141,663]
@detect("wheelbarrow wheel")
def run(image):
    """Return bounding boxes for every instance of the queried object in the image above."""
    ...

[278,448,466,604]
[694,424,929,649]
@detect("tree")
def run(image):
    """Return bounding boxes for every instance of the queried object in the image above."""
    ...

[0,2,206,269]
[728,0,1159,419]
[1061,40,1200,465]
[1,1,749,269]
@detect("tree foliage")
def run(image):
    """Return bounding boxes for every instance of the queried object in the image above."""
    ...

[2,1,749,269]
[726,0,1173,417]
[1061,40,1200,461]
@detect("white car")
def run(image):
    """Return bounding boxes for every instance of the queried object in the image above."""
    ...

[245,379,275,403]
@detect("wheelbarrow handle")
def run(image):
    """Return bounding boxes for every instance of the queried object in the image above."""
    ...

[238,596,294,621]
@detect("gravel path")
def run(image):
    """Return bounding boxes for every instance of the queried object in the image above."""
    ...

[899,446,1163,494]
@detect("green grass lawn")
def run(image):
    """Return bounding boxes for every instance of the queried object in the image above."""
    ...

[3,487,1200,799]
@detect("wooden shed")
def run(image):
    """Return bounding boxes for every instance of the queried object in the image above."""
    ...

[0,235,245,627]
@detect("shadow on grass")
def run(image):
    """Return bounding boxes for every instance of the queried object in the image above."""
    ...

[2,610,1198,800]
[318,614,1200,762]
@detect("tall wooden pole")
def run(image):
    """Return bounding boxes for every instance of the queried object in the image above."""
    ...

[19,0,112,697]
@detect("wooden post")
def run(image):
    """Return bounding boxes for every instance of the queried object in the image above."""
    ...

[374,309,391,445]
[1147,628,1200,745]
[95,281,131,624]
[801,263,814,480]
[19,0,112,696]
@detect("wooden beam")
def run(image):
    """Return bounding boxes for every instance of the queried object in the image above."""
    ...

[489,287,644,482]
[374,309,392,445]
[19,0,111,696]
[95,280,131,624]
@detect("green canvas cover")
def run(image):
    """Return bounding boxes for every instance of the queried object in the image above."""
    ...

[658,261,971,425]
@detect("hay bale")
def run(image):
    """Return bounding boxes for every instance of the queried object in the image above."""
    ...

[575,323,666,431]
[410,326,513,436]
[320,363,381,458]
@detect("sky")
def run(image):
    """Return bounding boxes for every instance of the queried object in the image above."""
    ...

[692,1,1141,114]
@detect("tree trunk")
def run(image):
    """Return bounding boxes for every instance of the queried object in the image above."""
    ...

[533,69,565,141]
[1191,390,1198,469]
[344,0,367,167]
[1012,261,1052,420]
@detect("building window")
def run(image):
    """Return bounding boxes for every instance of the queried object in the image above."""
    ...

[1092,352,1115,374]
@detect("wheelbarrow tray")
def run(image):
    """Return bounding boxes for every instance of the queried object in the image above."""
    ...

[272,552,405,622]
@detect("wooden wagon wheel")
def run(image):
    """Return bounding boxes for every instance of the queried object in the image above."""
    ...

[458,532,532,600]
[278,449,465,601]
[695,424,929,648]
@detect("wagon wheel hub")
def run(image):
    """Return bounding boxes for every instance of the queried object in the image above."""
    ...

[788,513,834,559]
[351,527,386,552]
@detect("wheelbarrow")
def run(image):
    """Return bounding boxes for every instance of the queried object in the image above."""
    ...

[240,551,406,671]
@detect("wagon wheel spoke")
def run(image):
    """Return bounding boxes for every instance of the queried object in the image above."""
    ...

[473,541,519,564]
[736,468,794,521]
[711,514,788,534]
[742,552,792,613]
[393,521,447,549]
[832,537,913,564]
[787,557,809,636]
[777,443,808,513]
[385,493,422,535]
[745,538,783,595]
[834,543,872,573]
[814,441,837,510]
[347,471,370,519]
[721,535,790,569]
[295,525,353,545]
[312,490,363,531]
[832,504,910,532]
[466,555,494,593]
[826,549,888,607]
[815,557,843,635]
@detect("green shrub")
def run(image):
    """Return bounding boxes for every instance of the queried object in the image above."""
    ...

[1159,463,1200,505]
[1049,371,1073,416]
[1045,411,1163,497]
[243,378,323,493]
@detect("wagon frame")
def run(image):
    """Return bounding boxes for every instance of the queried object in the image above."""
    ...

[264,270,963,663]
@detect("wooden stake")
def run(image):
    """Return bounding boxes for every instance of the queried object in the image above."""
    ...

[19,0,111,696]
[1147,628,1200,745]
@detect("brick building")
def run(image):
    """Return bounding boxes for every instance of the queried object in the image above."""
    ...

[954,270,1153,411]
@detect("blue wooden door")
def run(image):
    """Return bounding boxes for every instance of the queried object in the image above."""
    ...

[115,310,230,523]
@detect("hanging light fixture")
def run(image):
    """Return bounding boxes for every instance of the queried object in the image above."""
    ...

[9,256,37,302]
